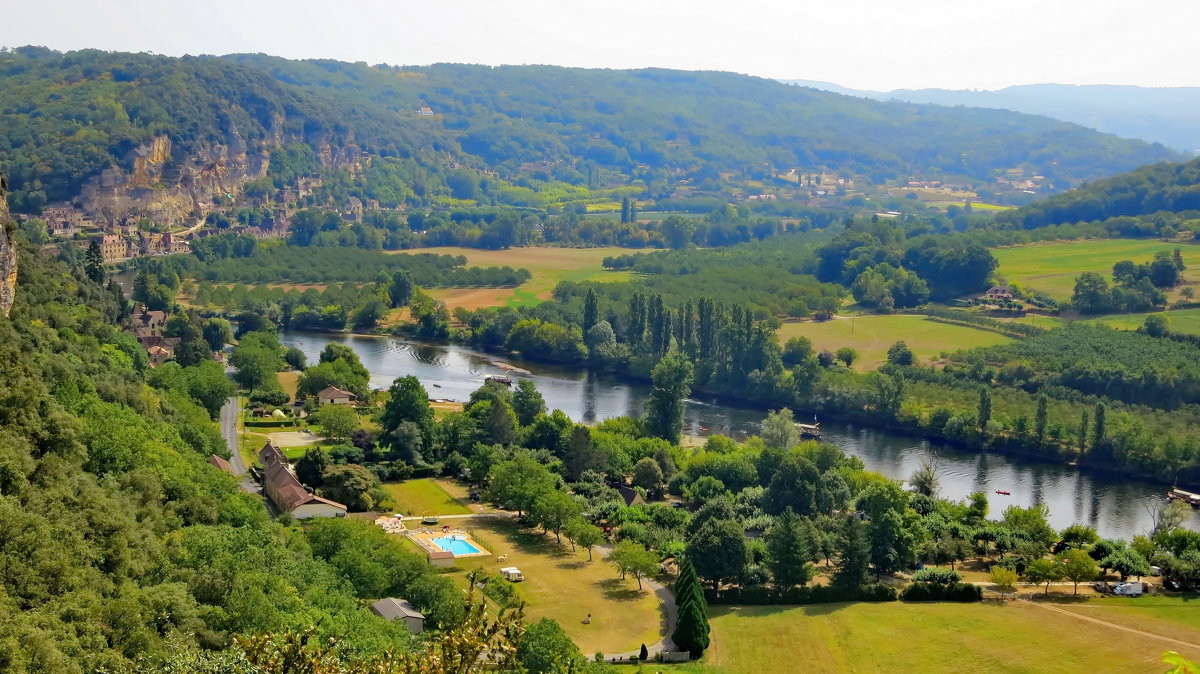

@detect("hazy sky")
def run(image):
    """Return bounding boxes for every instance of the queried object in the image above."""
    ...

[4,0,1198,90]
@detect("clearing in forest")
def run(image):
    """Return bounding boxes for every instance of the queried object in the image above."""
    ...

[390,246,641,310]
[991,238,1200,302]
[776,314,1010,371]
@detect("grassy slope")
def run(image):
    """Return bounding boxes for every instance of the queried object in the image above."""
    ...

[669,599,1200,674]
[390,246,641,310]
[776,315,1012,371]
[992,238,1200,301]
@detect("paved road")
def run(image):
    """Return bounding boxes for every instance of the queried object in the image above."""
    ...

[219,396,247,475]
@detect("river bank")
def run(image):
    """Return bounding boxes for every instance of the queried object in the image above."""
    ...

[279,329,1200,538]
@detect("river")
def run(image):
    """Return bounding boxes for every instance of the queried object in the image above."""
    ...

[280,330,1200,540]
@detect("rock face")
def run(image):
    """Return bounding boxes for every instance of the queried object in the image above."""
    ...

[0,172,16,317]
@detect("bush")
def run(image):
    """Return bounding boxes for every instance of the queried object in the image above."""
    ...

[705,583,897,605]
[910,568,962,584]
[900,582,983,602]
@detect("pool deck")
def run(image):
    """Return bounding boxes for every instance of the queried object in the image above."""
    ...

[408,529,491,559]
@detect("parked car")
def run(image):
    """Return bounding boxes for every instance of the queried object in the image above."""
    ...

[1165,578,1183,591]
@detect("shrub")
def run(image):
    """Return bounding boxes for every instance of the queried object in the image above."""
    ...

[900,582,983,602]
[910,568,962,585]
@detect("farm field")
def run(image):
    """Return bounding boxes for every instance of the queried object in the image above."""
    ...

[391,246,642,310]
[432,517,663,655]
[992,238,1200,301]
[776,315,1011,371]
[668,599,1200,674]
[1085,307,1200,336]
[382,478,473,516]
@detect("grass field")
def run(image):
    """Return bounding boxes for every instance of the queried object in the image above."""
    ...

[276,371,299,403]
[992,238,1200,301]
[1086,307,1200,336]
[382,478,473,516]
[439,517,663,655]
[668,599,1200,674]
[776,315,1012,371]
[390,246,642,311]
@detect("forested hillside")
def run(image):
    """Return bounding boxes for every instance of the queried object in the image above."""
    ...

[0,47,1180,213]
[997,157,1200,230]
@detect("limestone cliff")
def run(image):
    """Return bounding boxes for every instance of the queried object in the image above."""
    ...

[74,117,367,227]
[0,172,16,317]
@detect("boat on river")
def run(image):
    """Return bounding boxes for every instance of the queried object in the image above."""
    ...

[995,490,1011,496]
[1169,488,1200,506]
[484,374,513,386]
[796,422,822,439]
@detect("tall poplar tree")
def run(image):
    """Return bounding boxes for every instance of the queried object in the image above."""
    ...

[644,351,694,444]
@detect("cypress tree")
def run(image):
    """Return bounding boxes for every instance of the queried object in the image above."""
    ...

[583,287,599,332]
[672,558,710,657]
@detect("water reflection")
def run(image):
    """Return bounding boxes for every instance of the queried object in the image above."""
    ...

[279,330,1200,540]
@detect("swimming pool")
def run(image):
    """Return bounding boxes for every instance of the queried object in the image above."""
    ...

[431,535,483,555]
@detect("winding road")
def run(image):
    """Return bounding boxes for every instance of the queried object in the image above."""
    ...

[219,395,260,493]
[594,543,680,662]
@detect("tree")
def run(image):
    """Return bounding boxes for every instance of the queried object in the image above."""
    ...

[765,452,820,516]
[315,404,358,442]
[381,376,434,449]
[886,340,915,366]
[833,513,871,589]
[977,387,992,430]
[1092,402,1107,452]
[318,344,369,381]
[1102,549,1152,581]
[387,420,424,465]
[1035,394,1048,445]
[183,360,237,419]
[632,456,664,492]
[320,464,383,512]
[990,565,1018,597]
[610,540,659,590]
[760,408,799,450]
[686,518,748,589]
[908,457,939,497]
[1059,524,1099,549]
[563,518,603,561]
[582,287,599,332]
[765,508,813,588]
[1024,558,1064,594]
[511,379,545,427]
[643,351,694,445]
[1145,314,1170,338]
[530,490,582,544]
[673,591,710,657]
[835,347,857,367]
[1062,549,1099,594]
[517,618,582,673]
[85,239,105,283]
[488,456,557,517]
[388,269,414,308]
[295,447,330,488]
[202,318,234,352]
[230,341,281,394]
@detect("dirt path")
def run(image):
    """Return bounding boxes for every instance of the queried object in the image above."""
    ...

[1022,599,1200,652]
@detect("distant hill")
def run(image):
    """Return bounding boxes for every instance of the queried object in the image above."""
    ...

[0,48,1182,216]
[783,80,1200,153]
[996,156,1200,230]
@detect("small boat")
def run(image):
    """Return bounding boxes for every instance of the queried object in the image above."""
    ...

[1169,488,1200,506]
[995,490,1010,496]
[432,383,441,388]
[796,422,822,439]
[484,374,513,385]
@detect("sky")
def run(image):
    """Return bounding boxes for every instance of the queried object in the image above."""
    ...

[3,0,1199,91]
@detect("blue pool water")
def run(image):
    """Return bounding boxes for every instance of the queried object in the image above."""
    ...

[432,535,482,555]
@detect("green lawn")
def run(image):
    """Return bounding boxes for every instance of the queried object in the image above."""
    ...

[390,246,643,310]
[1085,307,1200,336]
[992,238,1200,301]
[382,478,473,516]
[776,315,1011,371]
[667,599,1200,673]
[439,517,663,656]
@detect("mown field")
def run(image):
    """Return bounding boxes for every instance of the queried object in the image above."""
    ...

[992,238,1200,301]
[776,315,1012,371]
[381,478,473,516]
[667,598,1200,674]
[390,246,642,310]
[1085,307,1200,336]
